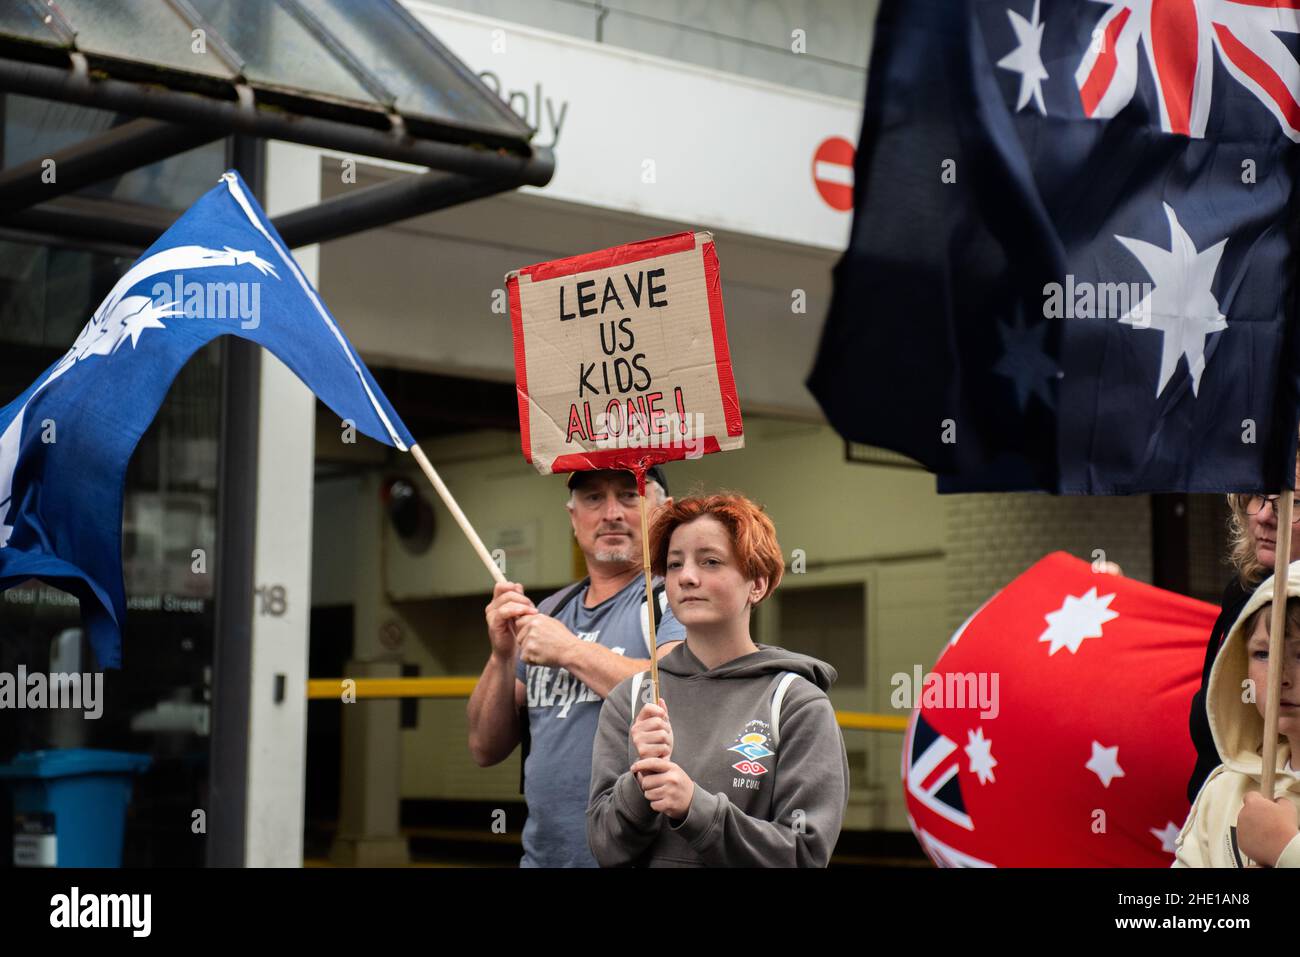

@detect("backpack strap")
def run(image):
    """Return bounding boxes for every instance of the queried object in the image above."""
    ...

[631,671,647,714]
[769,672,800,750]
[641,580,668,646]
[517,703,530,795]
[539,577,590,617]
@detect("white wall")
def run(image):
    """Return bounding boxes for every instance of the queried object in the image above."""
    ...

[405,3,863,251]
[408,0,876,100]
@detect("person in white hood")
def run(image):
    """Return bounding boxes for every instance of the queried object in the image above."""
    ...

[1174,561,1300,867]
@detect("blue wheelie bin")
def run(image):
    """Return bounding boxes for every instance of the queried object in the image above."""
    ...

[0,749,152,867]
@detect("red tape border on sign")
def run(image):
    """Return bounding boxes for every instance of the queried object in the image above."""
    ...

[550,438,723,476]
[519,231,697,282]
[506,274,531,464]
[701,240,743,437]
[513,229,742,473]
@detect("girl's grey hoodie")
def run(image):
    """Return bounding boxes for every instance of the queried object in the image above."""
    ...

[586,640,850,867]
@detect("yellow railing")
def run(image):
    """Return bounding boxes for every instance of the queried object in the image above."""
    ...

[834,711,909,732]
[307,677,477,700]
[307,677,908,732]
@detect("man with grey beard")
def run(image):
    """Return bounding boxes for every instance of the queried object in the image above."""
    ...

[467,466,684,866]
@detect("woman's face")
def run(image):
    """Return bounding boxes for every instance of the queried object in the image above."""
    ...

[1248,482,1300,572]
[665,515,766,630]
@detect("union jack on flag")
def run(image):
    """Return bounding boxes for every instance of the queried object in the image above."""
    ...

[1077,0,1300,141]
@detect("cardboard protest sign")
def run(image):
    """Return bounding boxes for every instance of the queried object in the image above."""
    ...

[506,230,744,477]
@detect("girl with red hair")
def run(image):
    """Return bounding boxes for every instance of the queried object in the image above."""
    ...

[586,493,849,867]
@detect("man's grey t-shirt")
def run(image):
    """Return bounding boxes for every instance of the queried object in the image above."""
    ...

[516,575,685,867]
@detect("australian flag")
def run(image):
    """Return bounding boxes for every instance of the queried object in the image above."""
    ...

[808,0,1300,494]
[0,171,414,668]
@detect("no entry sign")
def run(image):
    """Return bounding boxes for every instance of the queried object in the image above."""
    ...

[506,230,744,477]
[813,136,855,212]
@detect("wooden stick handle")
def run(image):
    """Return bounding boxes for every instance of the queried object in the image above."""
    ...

[639,489,660,704]
[1261,492,1293,798]
[410,443,506,585]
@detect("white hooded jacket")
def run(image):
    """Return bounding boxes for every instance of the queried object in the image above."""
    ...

[1173,562,1300,867]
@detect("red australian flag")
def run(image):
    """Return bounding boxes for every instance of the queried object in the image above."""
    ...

[902,552,1218,867]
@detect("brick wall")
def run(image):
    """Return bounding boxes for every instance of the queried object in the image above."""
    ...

[944,494,1154,634]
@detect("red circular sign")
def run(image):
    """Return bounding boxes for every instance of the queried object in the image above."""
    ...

[812,136,855,212]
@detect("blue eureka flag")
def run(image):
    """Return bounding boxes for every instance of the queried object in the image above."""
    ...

[808,0,1300,494]
[0,170,415,668]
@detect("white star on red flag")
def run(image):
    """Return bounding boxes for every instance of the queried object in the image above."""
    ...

[1150,820,1181,855]
[965,727,998,785]
[1038,587,1119,655]
[1086,740,1126,788]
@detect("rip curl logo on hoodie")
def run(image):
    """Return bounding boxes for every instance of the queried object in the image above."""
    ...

[729,720,775,780]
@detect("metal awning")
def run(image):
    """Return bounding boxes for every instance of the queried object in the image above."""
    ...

[0,0,554,249]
